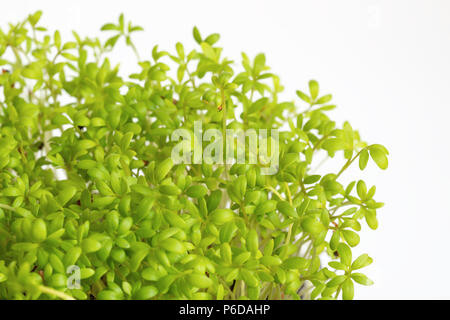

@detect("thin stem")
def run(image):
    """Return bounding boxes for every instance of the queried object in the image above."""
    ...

[186,67,196,89]
[221,88,227,144]
[304,241,313,258]
[38,285,75,300]
[232,280,238,299]
[0,204,17,212]
[220,88,229,180]
[244,88,254,130]
[308,247,317,272]
[335,148,365,179]
[260,283,272,299]
[312,134,329,152]
[329,201,353,218]
[129,41,140,61]
[284,182,292,206]
[298,179,307,195]
[265,186,284,202]
[240,203,249,225]
[334,284,342,299]
[240,280,246,298]
[284,182,294,247]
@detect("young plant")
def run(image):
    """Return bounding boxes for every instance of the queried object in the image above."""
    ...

[0,12,388,300]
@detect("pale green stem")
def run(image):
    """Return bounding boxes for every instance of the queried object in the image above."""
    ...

[38,285,75,300]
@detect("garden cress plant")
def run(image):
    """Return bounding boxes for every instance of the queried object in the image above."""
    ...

[0,12,388,300]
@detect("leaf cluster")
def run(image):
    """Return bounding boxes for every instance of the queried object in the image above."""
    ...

[0,12,388,300]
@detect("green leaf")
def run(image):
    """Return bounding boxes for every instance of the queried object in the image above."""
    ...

[342,230,360,247]
[282,257,308,270]
[57,185,77,206]
[201,42,216,60]
[54,30,61,49]
[322,138,346,154]
[22,67,42,80]
[160,238,185,254]
[175,42,185,59]
[80,268,95,279]
[359,149,369,170]
[301,216,325,235]
[77,139,97,150]
[118,13,125,32]
[365,210,378,230]
[0,273,7,283]
[210,209,235,225]
[188,274,213,288]
[129,25,144,33]
[309,80,319,100]
[31,218,47,243]
[337,243,352,266]
[186,185,208,198]
[240,269,259,287]
[246,229,259,253]
[316,94,332,104]
[28,10,42,26]
[64,247,82,266]
[356,180,367,199]
[277,201,298,218]
[159,185,181,196]
[134,286,158,300]
[260,256,282,267]
[296,90,311,104]
[101,23,119,31]
[193,26,202,44]
[330,231,340,250]
[351,254,373,270]
[49,254,65,273]
[105,35,121,48]
[303,175,321,184]
[3,187,22,197]
[254,200,277,215]
[97,290,122,300]
[342,278,354,300]
[327,275,346,287]
[207,190,222,212]
[253,53,266,75]
[204,33,220,46]
[155,158,174,182]
[141,268,161,281]
[81,238,102,253]
[77,160,97,170]
[366,186,376,199]
[220,243,232,264]
[328,261,347,271]
[351,273,374,286]
[369,145,388,169]
[61,52,78,61]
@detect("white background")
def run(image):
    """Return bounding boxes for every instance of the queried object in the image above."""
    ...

[3,0,450,299]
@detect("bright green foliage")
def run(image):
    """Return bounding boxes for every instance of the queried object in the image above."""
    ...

[0,12,388,300]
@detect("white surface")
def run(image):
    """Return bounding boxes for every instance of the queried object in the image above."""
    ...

[3,0,450,299]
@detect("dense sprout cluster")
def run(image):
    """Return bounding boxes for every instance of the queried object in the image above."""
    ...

[0,12,388,300]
